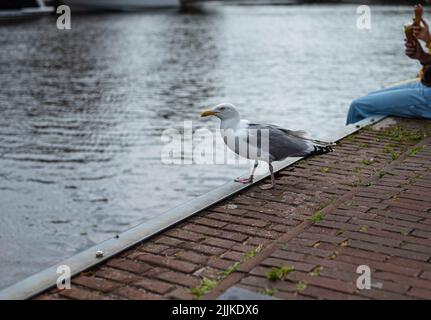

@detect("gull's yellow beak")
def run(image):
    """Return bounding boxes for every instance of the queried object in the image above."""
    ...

[200,109,216,117]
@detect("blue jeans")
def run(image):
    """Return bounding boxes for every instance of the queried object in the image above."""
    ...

[346,80,431,125]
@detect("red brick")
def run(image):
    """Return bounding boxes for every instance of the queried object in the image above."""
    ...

[195,266,221,280]
[192,217,227,228]
[347,240,429,261]
[342,230,402,247]
[167,287,194,300]
[137,243,169,254]
[239,203,284,216]
[114,286,161,300]
[300,232,346,245]
[358,226,430,247]
[231,243,261,253]
[401,243,431,255]
[221,251,245,261]
[175,250,209,264]
[95,267,142,284]
[183,224,246,242]
[384,199,429,212]
[207,212,268,228]
[244,211,291,225]
[382,217,431,233]
[420,271,431,280]
[73,275,119,293]
[59,287,105,300]
[336,255,419,277]
[300,285,363,300]
[289,254,357,274]
[165,229,206,242]
[371,209,423,222]
[210,205,248,216]
[338,247,387,262]
[349,218,411,234]
[399,192,431,202]
[270,224,291,233]
[34,294,67,300]
[373,271,431,291]
[358,288,413,300]
[207,257,236,270]
[106,258,151,274]
[407,287,431,299]
[323,214,351,223]
[388,256,431,272]
[287,271,358,294]
[137,254,199,273]
[356,192,392,200]
[271,250,306,262]
[280,243,334,259]
[180,242,226,256]
[154,236,184,246]
[135,278,174,294]
[156,271,200,287]
[241,275,296,292]
[202,237,236,249]
[412,229,431,239]
[261,257,314,273]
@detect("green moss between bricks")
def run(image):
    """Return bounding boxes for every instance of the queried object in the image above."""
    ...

[408,145,424,156]
[361,158,374,166]
[319,167,329,173]
[295,281,308,292]
[379,125,428,143]
[391,151,400,160]
[266,265,295,281]
[260,287,276,296]
[309,266,323,277]
[221,261,240,278]
[190,278,218,299]
[309,211,323,224]
[190,244,263,299]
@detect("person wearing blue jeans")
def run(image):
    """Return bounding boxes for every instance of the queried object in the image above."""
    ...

[346,79,431,125]
[346,17,431,125]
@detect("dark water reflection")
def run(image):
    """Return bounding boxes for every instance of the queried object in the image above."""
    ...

[0,4,419,288]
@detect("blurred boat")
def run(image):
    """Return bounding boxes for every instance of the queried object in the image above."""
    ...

[0,0,53,19]
[61,0,179,11]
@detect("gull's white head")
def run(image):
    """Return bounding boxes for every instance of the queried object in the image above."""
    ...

[200,103,240,120]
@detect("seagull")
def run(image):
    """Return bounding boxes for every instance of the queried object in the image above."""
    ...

[201,103,334,189]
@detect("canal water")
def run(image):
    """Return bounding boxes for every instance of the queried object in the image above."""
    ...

[0,4,420,288]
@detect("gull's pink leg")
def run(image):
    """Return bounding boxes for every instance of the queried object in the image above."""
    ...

[260,162,275,190]
[234,160,259,184]
[234,177,253,184]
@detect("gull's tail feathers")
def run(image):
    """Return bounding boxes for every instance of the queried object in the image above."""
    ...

[309,144,334,156]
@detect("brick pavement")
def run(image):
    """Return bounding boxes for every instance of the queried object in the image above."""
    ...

[35,118,431,300]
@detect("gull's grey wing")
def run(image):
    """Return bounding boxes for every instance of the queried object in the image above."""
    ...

[258,124,334,147]
[246,123,314,161]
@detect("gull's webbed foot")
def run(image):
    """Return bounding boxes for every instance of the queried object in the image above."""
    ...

[260,162,275,190]
[259,182,275,190]
[234,177,253,184]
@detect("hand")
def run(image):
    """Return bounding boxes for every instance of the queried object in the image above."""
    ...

[405,39,426,60]
[413,18,431,44]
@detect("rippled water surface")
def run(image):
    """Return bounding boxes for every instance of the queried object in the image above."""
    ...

[0,4,420,288]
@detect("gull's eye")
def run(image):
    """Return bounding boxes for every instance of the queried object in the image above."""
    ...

[220,107,225,111]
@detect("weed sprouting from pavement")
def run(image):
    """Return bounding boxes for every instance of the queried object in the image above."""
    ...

[190,278,218,299]
[266,265,294,281]
[309,211,323,224]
